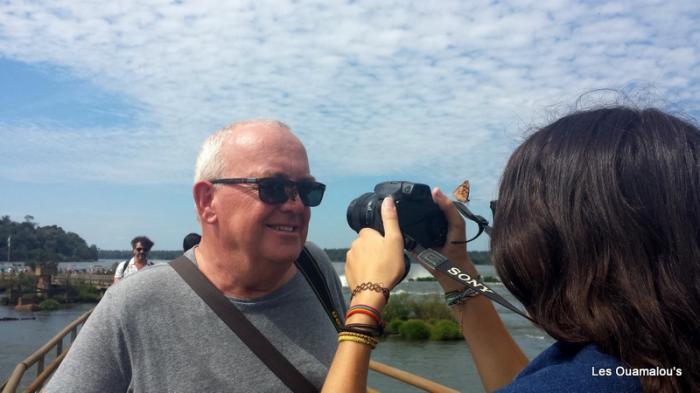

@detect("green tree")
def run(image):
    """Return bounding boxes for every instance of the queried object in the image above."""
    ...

[0,215,98,262]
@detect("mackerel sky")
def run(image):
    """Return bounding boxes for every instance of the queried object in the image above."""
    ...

[1,0,698,252]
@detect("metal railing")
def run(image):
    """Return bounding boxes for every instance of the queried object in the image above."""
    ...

[52,273,113,289]
[2,309,460,393]
[1,308,93,393]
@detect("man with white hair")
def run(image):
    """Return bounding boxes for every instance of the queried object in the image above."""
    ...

[47,120,345,392]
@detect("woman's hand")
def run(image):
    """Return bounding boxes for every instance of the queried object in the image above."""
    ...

[345,197,406,309]
[426,188,479,293]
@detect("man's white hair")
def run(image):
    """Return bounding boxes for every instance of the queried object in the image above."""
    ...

[194,119,292,183]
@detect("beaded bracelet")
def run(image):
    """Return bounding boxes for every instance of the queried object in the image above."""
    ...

[339,331,378,343]
[338,335,377,349]
[350,282,390,302]
[338,331,378,349]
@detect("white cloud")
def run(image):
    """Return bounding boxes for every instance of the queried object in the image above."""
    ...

[0,0,698,204]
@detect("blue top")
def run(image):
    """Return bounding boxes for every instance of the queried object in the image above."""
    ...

[496,342,642,392]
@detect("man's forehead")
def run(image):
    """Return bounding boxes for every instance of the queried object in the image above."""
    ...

[229,156,312,179]
[220,123,310,174]
[225,125,305,153]
[229,121,298,144]
[258,171,316,181]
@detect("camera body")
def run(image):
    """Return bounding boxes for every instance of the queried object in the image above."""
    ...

[346,181,448,248]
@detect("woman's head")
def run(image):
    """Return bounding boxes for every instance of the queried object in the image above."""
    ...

[491,106,700,391]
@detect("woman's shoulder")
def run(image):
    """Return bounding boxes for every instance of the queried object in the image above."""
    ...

[496,342,642,393]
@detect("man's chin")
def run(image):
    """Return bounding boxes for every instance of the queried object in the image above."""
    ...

[265,244,304,264]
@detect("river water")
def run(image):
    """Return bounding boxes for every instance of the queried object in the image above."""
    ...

[0,261,553,392]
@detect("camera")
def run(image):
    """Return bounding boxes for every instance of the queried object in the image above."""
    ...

[346,181,448,248]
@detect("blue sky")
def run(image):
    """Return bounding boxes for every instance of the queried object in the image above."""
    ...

[1,0,699,252]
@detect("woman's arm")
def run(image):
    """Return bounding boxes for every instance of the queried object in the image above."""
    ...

[322,292,387,393]
[322,190,529,393]
[429,188,527,392]
[322,198,405,393]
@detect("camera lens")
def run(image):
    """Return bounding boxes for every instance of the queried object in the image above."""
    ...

[346,192,380,233]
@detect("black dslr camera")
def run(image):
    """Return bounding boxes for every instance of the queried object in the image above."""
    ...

[346,181,448,248]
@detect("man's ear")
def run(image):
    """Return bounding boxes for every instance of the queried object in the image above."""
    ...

[193,181,217,224]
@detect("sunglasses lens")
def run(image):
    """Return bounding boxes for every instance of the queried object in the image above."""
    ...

[258,179,325,207]
[259,179,289,204]
[299,182,325,207]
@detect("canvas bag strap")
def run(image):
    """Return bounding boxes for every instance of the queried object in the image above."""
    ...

[295,246,343,332]
[170,256,318,393]
[118,259,130,276]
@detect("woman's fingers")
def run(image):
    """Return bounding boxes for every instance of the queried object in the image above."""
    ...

[380,197,404,256]
[345,197,406,291]
[432,187,466,242]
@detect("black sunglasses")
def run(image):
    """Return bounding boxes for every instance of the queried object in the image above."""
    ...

[210,177,326,207]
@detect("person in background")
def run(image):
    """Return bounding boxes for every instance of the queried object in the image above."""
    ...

[47,120,345,392]
[182,232,201,251]
[322,106,700,393]
[113,235,154,283]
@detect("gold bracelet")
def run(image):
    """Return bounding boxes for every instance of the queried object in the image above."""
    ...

[338,335,377,349]
[338,331,378,346]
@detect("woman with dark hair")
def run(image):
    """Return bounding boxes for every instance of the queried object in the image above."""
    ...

[322,106,700,393]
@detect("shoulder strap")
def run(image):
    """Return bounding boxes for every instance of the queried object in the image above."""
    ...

[170,256,318,393]
[118,259,129,276]
[295,247,343,332]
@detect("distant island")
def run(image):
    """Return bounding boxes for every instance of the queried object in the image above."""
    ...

[0,214,493,265]
[100,248,494,264]
[0,215,98,264]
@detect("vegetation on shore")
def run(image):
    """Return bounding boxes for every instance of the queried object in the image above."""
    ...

[99,249,182,260]
[382,293,463,341]
[0,215,98,263]
[98,248,497,264]
[1,212,493,265]
[0,273,102,309]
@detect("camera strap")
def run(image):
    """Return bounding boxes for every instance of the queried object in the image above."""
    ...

[295,246,344,332]
[404,236,532,321]
[453,202,491,241]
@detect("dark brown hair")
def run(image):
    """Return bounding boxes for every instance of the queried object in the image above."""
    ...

[491,107,700,392]
[182,232,201,251]
[130,236,154,251]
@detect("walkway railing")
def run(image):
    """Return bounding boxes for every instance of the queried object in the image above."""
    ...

[2,308,459,393]
[52,273,113,289]
[1,308,93,393]
[369,361,459,392]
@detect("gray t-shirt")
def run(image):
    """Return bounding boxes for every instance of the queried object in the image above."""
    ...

[46,243,346,392]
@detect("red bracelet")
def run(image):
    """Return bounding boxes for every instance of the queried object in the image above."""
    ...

[349,304,382,319]
[345,308,382,324]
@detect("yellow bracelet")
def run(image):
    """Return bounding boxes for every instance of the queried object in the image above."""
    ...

[338,334,377,349]
[338,331,378,346]
[338,335,376,349]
